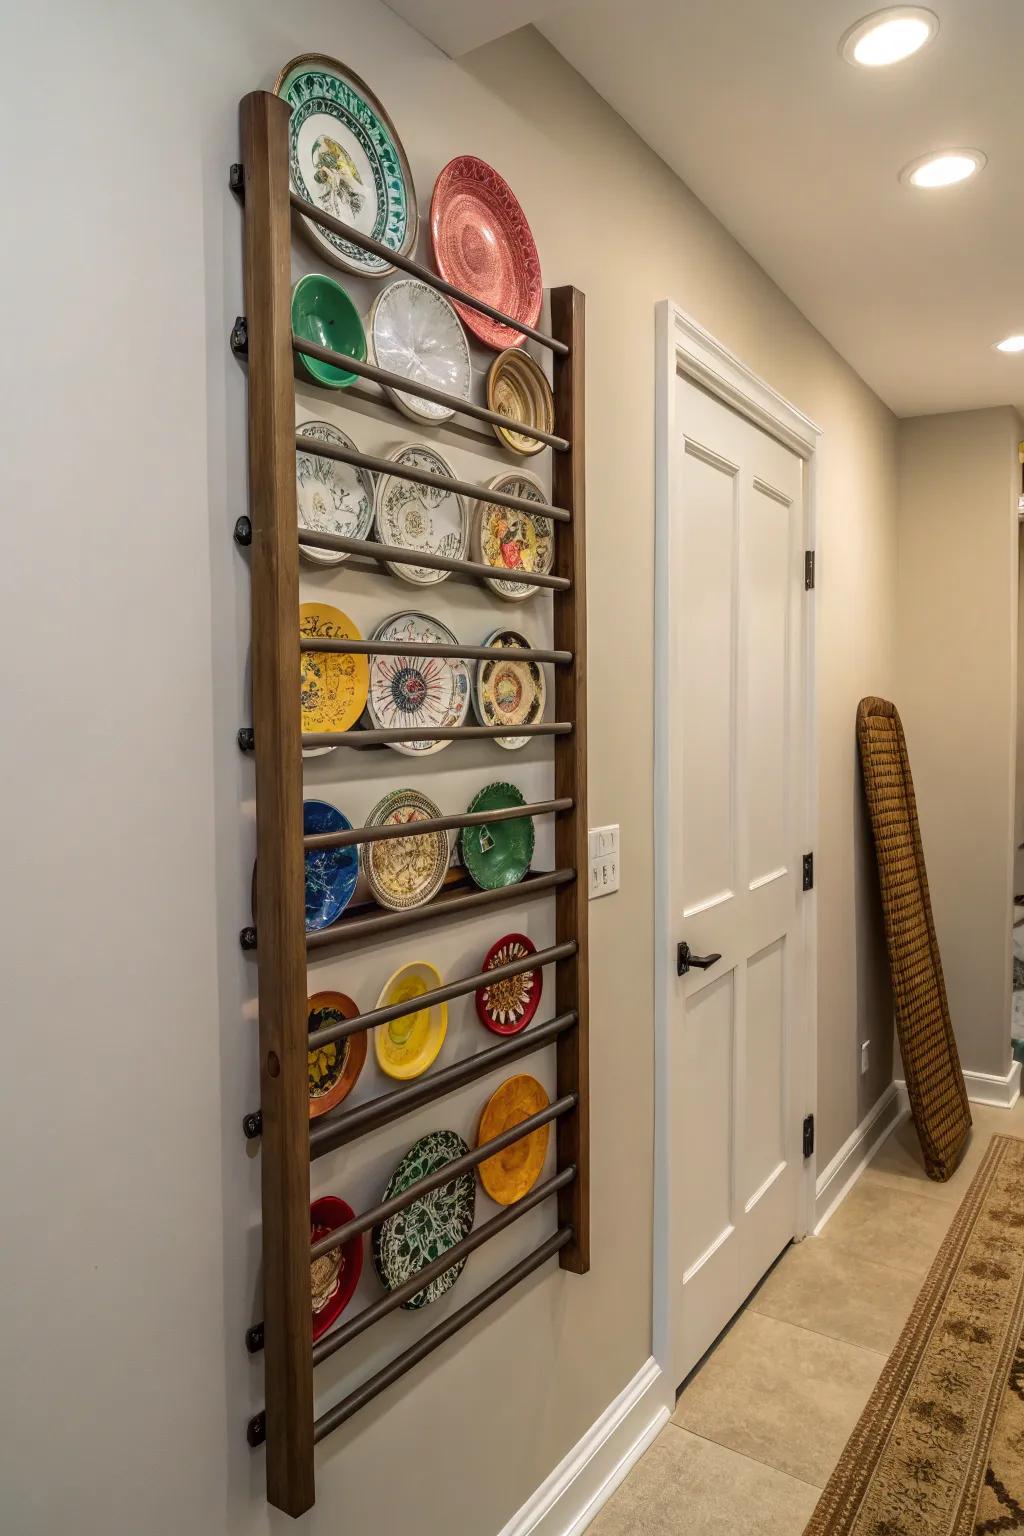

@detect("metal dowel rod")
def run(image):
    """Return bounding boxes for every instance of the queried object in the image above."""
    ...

[295,435,569,523]
[294,531,570,590]
[311,1169,575,1364]
[304,798,572,852]
[299,636,571,664]
[308,943,575,1049]
[311,1094,578,1259]
[288,192,568,356]
[303,868,576,951]
[301,723,571,749]
[292,336,569,451]
[312,1229,572,1443]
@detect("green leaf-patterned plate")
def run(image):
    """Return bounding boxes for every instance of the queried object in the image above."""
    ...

[460,782,535,890]
[372,1130,476,1309]
[275,54,418,278]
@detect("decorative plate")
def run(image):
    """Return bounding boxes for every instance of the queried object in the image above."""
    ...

[299,602,369,751]
[374,961,447,1081]
[307,991,365,1118]
[363,788,450,911]
[310,1195,363,1340]
[430,156,542,350]
[296,420,375,565]
[366,611,470,756]
[275,54,418,277]
[477,1075,550,1205]
[303,799,359,931]
[374,443,468,584]
[372,1130,475,1309]
[460,782,535,890]
[487,349,554,456]
[369,278,472,426]
[474,628,545,750]
[291,273,365,388]
[473,471,554,601]
[475,933,543,1036]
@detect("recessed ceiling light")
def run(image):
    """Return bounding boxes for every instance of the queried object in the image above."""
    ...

[840,7,939,67]
[899,149,987,188]
[994,335,1024,354]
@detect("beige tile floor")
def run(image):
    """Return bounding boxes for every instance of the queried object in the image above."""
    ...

[587,1097,1024,1536]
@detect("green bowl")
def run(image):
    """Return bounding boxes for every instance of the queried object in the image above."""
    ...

[291,273,366,389]
[460,782,535,891]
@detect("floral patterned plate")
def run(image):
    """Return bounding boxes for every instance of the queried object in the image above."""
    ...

[310,1195,363,1341]
[363,788,450,911]
[374,443,468,584]
[460,782,535,890]
[296,419,375,565]
[299,601,369,754]
[374,961,447,1081]
[473,470,554,601]
[275,54,417,278]
[475,933,543,1036]
[477,1075,550,1205]
[307,991,365,1117]
[366,611,470,756]
[430,156,542,350]
[474,628,546,750]
[369,278,472,426]
[303,799,359,931]
[372,1130,475,1309]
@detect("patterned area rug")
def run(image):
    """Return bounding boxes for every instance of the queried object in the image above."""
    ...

[804,1135,1024,1536]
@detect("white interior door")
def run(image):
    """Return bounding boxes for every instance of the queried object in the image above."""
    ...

[666,374,807,1388]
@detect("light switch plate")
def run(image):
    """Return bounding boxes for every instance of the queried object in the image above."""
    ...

[588,824,620,898]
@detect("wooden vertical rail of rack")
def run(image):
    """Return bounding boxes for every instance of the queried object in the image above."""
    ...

[550,287,590,1273]
[239,90,316,1517]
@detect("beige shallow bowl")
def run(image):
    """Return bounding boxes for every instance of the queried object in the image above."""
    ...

[486,349,554,456]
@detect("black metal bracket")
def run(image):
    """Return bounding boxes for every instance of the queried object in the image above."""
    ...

[229,162,244,196]
[237,727,255,753]
[233,515,252,547]
[242,1110,263,1141]
[802,1113,815,1158]
[239,926,257,952]
[245,1322,265,1354]
[804,550,816,590]
[802,852,814,892]
[247,1411,266,1448]
[230,315,249,356]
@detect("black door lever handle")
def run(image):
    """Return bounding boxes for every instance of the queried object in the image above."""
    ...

[677,942,722,976]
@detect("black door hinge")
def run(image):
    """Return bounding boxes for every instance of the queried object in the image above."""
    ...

[804,550,815,589]
[802,852,814,891]
[802,1114,814,1158]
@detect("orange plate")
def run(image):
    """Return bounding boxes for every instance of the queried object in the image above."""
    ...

[307,991,365,1118]
[476,1073,550,1205]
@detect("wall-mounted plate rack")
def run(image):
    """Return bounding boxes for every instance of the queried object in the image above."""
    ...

[233,89,588,1518]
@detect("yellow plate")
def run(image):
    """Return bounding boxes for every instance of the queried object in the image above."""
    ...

[374,962,447,1080]
[299,601,369,736]
[477,1074,550,1205]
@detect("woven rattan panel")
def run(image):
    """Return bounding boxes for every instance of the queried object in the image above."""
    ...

[856,696,971,1181]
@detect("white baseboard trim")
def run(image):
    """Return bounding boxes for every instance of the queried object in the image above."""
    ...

[497,1357,670,1536]
[813,1083,904,1234]
[894,1058,1021,1112]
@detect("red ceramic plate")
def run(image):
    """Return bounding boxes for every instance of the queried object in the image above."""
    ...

[310,1196,363,1341]
[430,157,542,351]
[475,932,543,1035]
[307,991,365,1119]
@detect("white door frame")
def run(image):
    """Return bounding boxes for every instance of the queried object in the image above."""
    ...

[653,301,822,1380]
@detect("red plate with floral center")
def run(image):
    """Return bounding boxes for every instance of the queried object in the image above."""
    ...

[430,157,542,351]
[475,932,543,1035]
[310,1195,363,1341]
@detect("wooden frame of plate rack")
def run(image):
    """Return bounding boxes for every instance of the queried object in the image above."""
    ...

[231,90,589,1517]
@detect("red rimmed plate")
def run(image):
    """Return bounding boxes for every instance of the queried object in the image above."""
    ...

[310,1196,363,1341]
[307,991,366,1119]
[475,932,543,1035]
[430,157,542,351]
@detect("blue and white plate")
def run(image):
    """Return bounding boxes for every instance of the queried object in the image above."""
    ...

[304,799,359,931]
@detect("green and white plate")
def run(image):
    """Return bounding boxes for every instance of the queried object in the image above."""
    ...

[275,54,418,278]
[372,1130,476,1309]
[460,782,535,890]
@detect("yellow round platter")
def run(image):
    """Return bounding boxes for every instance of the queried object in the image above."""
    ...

[374,961,447,1080]
[476,1073,550,1205]
[298,601,369,743]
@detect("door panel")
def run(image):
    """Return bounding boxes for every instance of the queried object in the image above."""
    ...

[678,970,735,1274]
[741,939,785,1207]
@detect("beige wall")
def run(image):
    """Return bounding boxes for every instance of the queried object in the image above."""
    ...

[0,4,898,1532]
[896,409,1023,1080]
[1016,526,1024,895]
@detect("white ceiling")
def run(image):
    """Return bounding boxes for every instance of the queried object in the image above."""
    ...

[389,0,1024,420]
